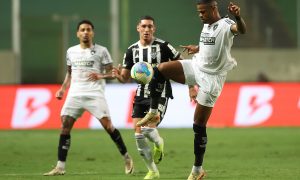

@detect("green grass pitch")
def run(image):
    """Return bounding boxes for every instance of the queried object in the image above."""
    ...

[0,128,299,179]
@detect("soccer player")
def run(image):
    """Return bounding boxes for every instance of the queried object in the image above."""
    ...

[112,15,181,179]
[136,1,247,180]
[44,19,134,176]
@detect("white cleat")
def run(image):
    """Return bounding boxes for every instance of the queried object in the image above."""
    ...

[43,167,65,176]
[136,112,160,127]
[187,169,206,180]
[125,155,134,174]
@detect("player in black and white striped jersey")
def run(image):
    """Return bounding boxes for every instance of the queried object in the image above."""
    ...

[113,15,182,179]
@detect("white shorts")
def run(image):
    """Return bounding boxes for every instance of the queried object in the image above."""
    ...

[61,95,110,120]
[179,60,226,107]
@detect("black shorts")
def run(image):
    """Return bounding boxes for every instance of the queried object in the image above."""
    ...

[132,97,169,122]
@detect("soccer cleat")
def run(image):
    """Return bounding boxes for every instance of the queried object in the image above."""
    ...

[43,167,65,176]
[144,170,160,179]
[136,112,160,127]
[125,155,134,174]
[187,169,206,180]
[153,137,164,164]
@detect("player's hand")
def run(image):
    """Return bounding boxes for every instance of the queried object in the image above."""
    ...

[228,2,240,17]
[88,73,103,81]
[180,45,199,55]
[189,86,198,103]
[112,64,122,78]
[55,89,64,100]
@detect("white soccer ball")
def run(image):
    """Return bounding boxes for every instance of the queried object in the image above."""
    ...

[130,62,154,84]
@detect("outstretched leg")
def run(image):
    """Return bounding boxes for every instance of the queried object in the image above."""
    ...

[137,61,185,126]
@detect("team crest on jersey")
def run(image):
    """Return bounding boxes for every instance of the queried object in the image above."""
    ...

[213,24,218,31]
[151,52,157,59]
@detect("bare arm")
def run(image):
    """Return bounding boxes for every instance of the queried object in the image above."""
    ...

[87,63,116,81]
[112,64,131,83]
[228,2,247,34]
[56,66,71,100]
[180,45,199,55]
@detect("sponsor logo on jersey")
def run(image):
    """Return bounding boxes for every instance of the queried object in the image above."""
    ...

[213,24,218,31]
[200,36,216,45]
[73,60,94,67]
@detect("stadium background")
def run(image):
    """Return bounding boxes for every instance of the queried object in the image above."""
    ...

[1,0,300,84]
[0,1,299,179]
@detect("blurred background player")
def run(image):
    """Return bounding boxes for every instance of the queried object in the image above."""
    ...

[112,15,181,179]
[44,19,134,176]
[136,1,246,179]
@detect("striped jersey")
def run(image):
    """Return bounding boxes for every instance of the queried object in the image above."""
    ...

[122,38,180,103]
[66,44,113,96]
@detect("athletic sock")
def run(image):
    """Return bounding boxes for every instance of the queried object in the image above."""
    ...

[58,134,71,162]
[193,124,207,166]
[149,67,166,109]
[56,161,65,169]
[135,133,158,172]
[142,127,161,147]
[109,129,127,155]
[191,165,202,174]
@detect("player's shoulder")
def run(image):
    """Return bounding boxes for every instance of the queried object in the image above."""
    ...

[221,16,235,26]
[67,44,80,53]
[127,41,139,50]
[94,44,108,52]
[153,37,169,45]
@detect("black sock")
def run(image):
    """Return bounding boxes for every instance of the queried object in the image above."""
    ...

[193,124,207,166]
[150,67,166,109]
[58,134,71,161]
[109,129,127,156]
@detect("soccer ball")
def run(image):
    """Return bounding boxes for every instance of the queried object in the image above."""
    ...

[130,62,154,84]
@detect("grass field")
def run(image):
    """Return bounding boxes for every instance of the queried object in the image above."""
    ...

[0,128,299,180]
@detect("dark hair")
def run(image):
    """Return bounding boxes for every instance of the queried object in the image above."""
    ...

[77,19,94,30]
[196,0,216,4]
[139,15,155,23]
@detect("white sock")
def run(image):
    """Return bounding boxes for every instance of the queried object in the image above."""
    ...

[149,108,158,114]
[191,165,202,173]
[123,152,130,160]
[135,133,158,172]
[56,161,65,169]
[142,127,162,148]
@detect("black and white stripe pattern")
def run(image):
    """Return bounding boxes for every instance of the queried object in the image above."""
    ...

[123,38,180,101]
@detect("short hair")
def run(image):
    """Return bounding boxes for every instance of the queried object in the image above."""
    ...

[77,19,94,30]
[196,0,216,4]
[139,15,155,24]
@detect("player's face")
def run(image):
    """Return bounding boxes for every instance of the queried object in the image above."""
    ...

[197,4,214,24]
[77,24,94,44]
[137,19,156,44]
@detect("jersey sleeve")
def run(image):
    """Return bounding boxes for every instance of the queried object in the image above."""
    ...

[224,18,237,37]
[162,42,181,60]
[122,48,134,70]
[101,47,113,65]
[66,50,71,66]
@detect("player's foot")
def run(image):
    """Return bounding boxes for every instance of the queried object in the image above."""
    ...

[125,155,134,174]
[136,112,160,127]
[153,137,164,164]
[187,169,206,180]
[144,170,160,179]
[43,167,65,176]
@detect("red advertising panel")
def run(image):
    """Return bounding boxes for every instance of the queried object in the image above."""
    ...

[0,83,299,129]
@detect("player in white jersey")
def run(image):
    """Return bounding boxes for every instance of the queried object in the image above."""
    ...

[136,1,246,179]
[112,15,181,179]
[44,20,134,176]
